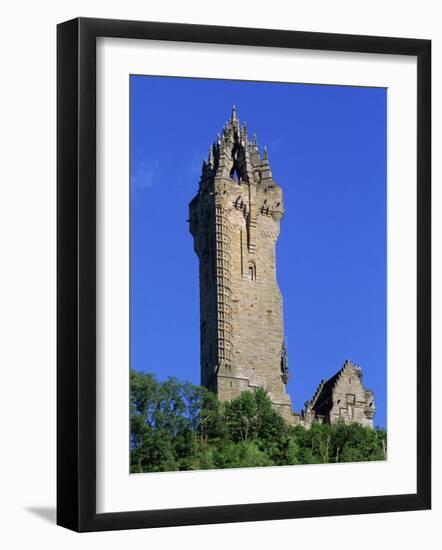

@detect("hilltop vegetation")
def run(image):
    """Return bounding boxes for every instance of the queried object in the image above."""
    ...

[130,369,387,473]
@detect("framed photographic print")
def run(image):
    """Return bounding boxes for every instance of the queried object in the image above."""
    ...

[57,17,431,532]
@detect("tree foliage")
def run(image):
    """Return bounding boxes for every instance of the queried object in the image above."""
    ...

[130,370,387,473]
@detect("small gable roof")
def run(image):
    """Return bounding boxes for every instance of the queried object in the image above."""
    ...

[307,359,359,416]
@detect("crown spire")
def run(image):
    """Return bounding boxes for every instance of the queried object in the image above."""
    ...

[231,104,238,122]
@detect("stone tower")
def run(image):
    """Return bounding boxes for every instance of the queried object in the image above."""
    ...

[189,106,294,422]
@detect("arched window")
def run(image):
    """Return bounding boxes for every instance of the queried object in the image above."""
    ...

[248,262,256,282]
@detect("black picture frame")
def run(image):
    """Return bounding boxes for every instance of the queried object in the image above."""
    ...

[57,17,431,532]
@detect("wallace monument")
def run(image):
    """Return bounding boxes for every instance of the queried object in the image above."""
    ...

[189,106,375,428]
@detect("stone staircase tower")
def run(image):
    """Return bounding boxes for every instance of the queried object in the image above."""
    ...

[189,106,294,422]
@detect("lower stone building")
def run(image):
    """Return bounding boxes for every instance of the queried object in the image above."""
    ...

[301,360,375,428]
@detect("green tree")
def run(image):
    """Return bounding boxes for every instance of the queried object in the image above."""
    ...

[130,370,387,472]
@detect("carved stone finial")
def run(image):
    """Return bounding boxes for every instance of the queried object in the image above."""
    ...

[208,145,215,167]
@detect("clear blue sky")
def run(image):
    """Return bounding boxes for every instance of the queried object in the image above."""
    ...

[130,75,387,429]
